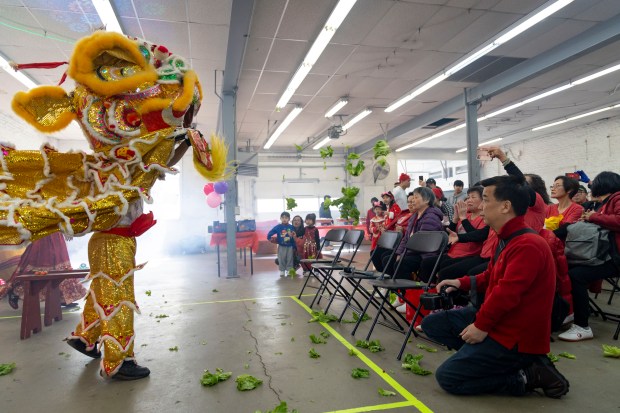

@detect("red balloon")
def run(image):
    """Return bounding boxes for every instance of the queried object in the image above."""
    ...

[206,192,222,208]
[203,183,214,196]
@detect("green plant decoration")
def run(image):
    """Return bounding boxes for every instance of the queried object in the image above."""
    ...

[319,145,334,170]
[345,152,365,177]
[285,197,297,211]
[330,186,360,224]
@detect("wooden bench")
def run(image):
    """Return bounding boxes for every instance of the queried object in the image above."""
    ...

[14,270,90,339]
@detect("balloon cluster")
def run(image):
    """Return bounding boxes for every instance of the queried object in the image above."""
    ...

[203,181,229,208]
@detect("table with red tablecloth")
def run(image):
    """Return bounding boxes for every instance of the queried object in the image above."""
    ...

[209,232,259,276]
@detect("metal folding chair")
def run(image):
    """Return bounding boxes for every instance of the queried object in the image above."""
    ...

[351,231,449,360]
[329,231,402,322]
[297,228,347,299]
[304,229,365,309]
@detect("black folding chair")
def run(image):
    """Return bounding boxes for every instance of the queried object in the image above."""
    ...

[329,231,403,321]
[297,228,346,299]
[351,231,449,360]
[304,229,365,309]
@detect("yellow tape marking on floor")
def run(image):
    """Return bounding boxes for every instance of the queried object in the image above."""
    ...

[291,296,433,413]
[324,401,416,413]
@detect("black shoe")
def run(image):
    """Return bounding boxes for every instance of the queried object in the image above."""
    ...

[524,356,569,398]
[66,338,101,359]
[8,290,19,310]
[112,360,150,381]
[61,302,79,308]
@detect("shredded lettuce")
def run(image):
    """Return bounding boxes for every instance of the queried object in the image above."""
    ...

[235,374,263,391]
[603,344,620,358]
[402,353,432,376]
[309,348,321,358]
[378,388,396,396]
[0,363,16,376]
[200,368,232,386]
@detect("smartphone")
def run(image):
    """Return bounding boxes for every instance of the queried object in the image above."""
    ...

[565,172,579,180]
[418,175,424,181]
[476,148,492,161]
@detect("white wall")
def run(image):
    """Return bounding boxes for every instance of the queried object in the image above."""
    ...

[0,112,48,149]
[481,116,620,187]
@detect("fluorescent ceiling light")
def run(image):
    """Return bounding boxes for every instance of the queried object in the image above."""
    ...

[325,98,348,118]
[455,138,503,153]
[494,0,573,45]
[312,136,331,150]
[384,0,572,113]
[264,106,304,149]
[573,62,620,85]
[0,54,37,89]
[92,0,124,34]
[532,103,620,131]
[276,0,357,109]
[385,74,447,113]
[342,108,372,130]
[396,123,466,152]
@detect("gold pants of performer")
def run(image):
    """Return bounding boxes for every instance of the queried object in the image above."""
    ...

[72,232,139,377]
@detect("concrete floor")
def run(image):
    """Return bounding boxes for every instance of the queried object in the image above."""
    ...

[1,245,620,413]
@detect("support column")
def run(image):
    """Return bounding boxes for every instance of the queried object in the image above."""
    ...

[222,92,239,278]
[464,90,480,187]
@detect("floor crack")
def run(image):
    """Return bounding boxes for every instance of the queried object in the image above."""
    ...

[242,303,281,401]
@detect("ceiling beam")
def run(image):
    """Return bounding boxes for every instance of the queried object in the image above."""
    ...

[354,12,620,155]
[222,0,254,94]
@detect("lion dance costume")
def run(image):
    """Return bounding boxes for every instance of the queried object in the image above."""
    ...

[1,31,228,378]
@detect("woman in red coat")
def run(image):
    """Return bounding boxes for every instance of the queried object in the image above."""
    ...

[559,171,620,342]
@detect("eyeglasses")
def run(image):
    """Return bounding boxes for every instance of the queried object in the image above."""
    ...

[549,184,563,189]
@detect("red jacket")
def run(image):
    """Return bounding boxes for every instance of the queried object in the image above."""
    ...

[539,229,572,310]
[588,191,620,248]
[458,216,556,354]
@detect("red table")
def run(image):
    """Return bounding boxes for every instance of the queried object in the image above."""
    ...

[209,232,259,276]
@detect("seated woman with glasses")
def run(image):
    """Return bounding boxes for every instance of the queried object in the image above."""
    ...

[545,176,583,234]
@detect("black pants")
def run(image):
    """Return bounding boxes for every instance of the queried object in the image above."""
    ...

[371,247,390,272]
[383,254,424,280]
[419,255,488,282]
[568,261,617,327]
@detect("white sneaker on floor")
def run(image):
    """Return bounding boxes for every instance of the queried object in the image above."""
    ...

[279,271,285,278]
[558,324,593,342]
[396,304,407,314]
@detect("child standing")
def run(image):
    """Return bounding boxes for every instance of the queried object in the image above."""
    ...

[292,215,305,271]
[267,212,296,277]
[369,201,387,251]
[300,213,321,276]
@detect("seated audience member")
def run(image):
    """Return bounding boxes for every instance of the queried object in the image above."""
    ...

[381,191,401,229]
[383,187,443,281]
[545,176,583,232]
[449,180,467,205]
[572,185,589,206]
[421,175,569,398]
[371,193,414,271]
[365,197,379,240]
[420,186,486,280]
[559,171,620,342]
[369,202,387,252]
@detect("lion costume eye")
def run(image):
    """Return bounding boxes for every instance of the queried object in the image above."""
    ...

[96,65,141,82]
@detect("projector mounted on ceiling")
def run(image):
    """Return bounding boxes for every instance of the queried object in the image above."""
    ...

[328,125,343,139]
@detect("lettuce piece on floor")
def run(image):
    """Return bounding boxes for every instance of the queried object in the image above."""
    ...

[0,363,16,376]
[236,374,263,391]
[351,368,370,379]
[402,353,432,376]
[378,388,396,396]
[201,368,232,386]
[603,344,620,358]
[254,401,299,413]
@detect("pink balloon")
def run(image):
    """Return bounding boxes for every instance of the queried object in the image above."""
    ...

[206,192,222,208]
[203,183,214,196]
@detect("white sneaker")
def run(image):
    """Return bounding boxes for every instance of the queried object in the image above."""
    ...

[397,304,407,314]
[279,271,285,278]
[558,324,593,342]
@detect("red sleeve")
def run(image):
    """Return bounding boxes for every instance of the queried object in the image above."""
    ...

[589,199,620,231]
[473,242,545,333]
[561,203,583,225]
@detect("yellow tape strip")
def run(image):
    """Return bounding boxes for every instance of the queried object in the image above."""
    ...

[180,294,314,306]
[324,401,415,413]
[291,296,433,413]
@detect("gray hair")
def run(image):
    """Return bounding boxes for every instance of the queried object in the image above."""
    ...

[413,186,436,207]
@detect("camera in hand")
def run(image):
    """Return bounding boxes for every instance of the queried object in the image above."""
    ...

[420,285,454,311]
